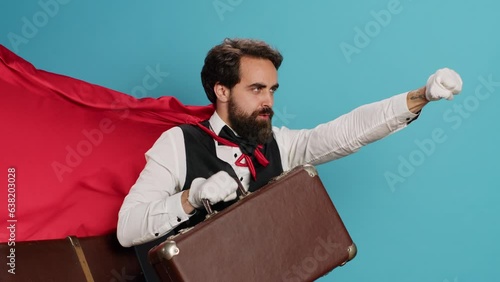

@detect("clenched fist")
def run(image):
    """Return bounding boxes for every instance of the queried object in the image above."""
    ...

[425,68,463,101]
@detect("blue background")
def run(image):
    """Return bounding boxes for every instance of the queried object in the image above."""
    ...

[1,0,498,281]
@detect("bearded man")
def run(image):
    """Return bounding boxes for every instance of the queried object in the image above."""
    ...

[117,38,462,248]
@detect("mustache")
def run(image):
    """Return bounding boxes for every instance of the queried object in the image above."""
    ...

[258,106,274,117]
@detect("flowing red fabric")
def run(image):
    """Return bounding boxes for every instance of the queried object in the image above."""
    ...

[0,45,214,242]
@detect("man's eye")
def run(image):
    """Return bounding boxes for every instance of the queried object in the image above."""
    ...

[252,87,262,93]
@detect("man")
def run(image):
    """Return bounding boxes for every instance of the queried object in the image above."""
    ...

[117,38,462,248]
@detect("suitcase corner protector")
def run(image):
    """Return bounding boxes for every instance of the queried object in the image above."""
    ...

[148,240,180,264]
[347,242,357,261]
[303,164,318,177]
[340,242,358,266]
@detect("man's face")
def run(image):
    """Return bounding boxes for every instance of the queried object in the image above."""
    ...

[227,56,279,144]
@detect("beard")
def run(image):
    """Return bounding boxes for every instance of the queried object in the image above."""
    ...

[228,98,274,145]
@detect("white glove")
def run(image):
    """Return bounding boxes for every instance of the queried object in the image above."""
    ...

[425,68,463,101]
[187,171,238,208]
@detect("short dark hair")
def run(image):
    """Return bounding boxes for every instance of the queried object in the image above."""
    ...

[201,38,283,104]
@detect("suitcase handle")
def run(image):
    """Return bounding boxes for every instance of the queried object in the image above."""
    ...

[202,177,248,217]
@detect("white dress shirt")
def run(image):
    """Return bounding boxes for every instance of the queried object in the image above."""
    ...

[117,92,417,247]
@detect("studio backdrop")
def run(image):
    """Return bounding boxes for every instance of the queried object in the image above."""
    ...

[1,1,498,281]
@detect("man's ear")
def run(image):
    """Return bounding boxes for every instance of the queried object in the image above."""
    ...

[214,82,230,103]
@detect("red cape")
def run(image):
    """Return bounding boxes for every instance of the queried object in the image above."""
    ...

[0,45,214,242]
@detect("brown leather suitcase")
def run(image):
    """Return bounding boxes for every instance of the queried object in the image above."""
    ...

[0,233,145,282]
[148,164,357,282]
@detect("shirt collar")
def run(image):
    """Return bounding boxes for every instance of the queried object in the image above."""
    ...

[208,111,233,136]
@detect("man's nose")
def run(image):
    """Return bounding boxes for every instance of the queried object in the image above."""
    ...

[262,90,274,108]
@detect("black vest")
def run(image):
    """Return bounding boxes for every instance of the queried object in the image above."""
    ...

[176,120,283,229]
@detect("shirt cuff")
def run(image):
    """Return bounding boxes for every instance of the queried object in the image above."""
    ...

[392,92,420,124]
[164,192,193,224]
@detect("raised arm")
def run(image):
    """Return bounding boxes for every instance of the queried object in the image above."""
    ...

[274,68,463,170]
